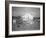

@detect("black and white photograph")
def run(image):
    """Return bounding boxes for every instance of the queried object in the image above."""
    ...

[12,7,40,31]
[5,1,45,37]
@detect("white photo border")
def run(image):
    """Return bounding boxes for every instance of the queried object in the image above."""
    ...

[9,4,43,35]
